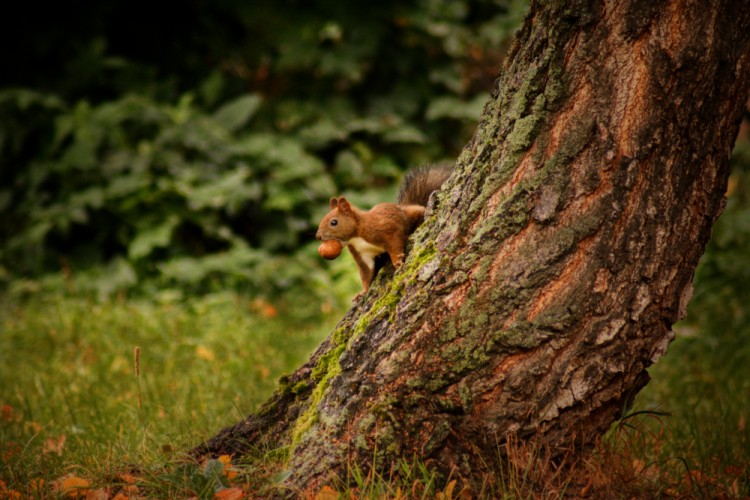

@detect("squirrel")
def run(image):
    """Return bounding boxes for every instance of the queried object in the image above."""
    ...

[316,163,452,299]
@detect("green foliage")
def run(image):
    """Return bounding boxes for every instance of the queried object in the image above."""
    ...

[0,0,528,298]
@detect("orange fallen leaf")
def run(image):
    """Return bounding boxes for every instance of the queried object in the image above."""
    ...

[196,345,216,361]
[118,474,138,484]
[60,476,90,498]
[28,478,45,494]
[0,479,22,499]
[86,487,108,500]
[215,455,240,481]
[315,485,338,500]
[116,473,140,496]
[214,487,245,500]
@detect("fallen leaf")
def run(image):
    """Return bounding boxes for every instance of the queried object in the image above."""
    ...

[85,488,108,500]
[214,487,245,499]
[443,479,457,499]
[1,479,22,499]
[315,485,338,500]
[28,478,45,495]
[60,476,90,498]
[196,345,216,361]
[458,484,474,499]
[118,474,138,484]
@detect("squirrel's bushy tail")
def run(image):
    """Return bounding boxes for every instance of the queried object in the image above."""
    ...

[397,162,453,206]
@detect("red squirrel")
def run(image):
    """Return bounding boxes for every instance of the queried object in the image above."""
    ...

[316,164,452,299]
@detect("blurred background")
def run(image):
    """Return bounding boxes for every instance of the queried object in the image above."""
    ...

[0,0,749,495]
[0,0,526,305]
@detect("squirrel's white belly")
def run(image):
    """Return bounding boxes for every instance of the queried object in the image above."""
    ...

[347,237,385,269]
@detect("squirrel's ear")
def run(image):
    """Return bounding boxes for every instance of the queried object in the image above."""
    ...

[329,197,338,209]
[337,197,351,213]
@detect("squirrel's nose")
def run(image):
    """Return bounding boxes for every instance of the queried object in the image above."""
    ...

[315,230,322,240]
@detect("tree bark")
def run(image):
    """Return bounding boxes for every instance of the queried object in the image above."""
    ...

[194,0,750,490]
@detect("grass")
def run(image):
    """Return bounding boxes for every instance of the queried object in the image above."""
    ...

[625,322,750,497]
[0,291,342,498]
[1,286,749,498]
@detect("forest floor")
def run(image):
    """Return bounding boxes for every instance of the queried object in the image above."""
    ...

[1,292,748,498]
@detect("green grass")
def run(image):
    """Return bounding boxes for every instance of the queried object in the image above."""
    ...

[1,286,749,498]
[626,322,750,497]
[0,291,341,497]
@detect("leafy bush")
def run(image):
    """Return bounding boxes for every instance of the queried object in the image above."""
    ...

[0,1,527,298]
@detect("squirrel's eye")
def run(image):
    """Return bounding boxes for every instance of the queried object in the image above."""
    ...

[330,219,338,226]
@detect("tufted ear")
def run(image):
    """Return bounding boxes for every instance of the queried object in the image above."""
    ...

[329,197,338,209]
[337,197,352,214]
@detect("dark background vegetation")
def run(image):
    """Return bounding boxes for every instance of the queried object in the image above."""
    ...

[0,0,525,301]
[0,0,749,495]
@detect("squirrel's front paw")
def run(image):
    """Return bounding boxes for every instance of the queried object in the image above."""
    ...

[353,290,366,302]
[393,254,404,268]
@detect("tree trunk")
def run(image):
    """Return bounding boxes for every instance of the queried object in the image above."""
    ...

[194,0,750,490]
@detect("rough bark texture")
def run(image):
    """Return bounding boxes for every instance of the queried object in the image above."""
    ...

[195,0,750,490]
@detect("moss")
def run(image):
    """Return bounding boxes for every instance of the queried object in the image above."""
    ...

[357,412,377,433]
[423,420,452,455]
[440,337,490,377]
[290,349,343,447]
[288,244,439,449]
[435,395,462,412]
[400,242,438,285]
[290,402,318,448]
[405,375,425,390]
[490,321,554,350]
[506,95,547,153]
[438,320,460,343]
[290,334,348,447]
[330,326,350,348]
[355,434,369,452]
[458,381,473,412]
[424,376,451,393]
[405,394,426,408]
[291,381,308,395]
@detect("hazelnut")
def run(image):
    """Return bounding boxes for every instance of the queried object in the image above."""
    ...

[318,240,343,260]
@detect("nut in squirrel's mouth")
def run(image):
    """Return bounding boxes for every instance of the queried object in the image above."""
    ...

[318,239,344,260]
